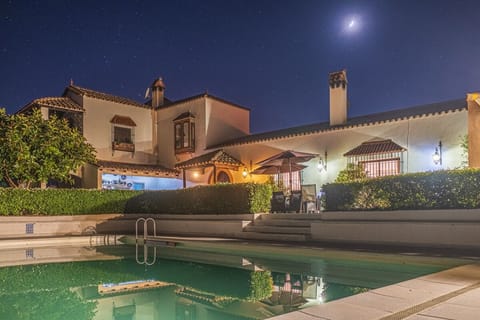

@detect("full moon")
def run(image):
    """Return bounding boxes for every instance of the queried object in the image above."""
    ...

[343,15,361,34]
[348,19,356,29]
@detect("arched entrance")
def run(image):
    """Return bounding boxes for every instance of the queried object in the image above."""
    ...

[209,169,233,184]
[217,170,231,183]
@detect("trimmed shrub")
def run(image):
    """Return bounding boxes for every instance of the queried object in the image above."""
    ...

[124,183,273,214]
[323,169,480,211]
[0,189,140,215]
[0,183,272,215]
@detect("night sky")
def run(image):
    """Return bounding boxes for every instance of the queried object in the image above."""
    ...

[1,0,479,133]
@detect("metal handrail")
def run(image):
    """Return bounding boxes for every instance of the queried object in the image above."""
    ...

[135,217,157,265]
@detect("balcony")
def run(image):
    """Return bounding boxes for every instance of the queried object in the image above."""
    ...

[112,141,135,153]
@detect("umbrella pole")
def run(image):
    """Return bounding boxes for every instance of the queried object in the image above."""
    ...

[289,158,292,193]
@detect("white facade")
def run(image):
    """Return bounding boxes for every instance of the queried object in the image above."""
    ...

[18,73,478,190]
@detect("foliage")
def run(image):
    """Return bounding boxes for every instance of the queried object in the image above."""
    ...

[0,183,272,215]
[323,169,480,211]
[334,163,367,183]
[125,183,273,214]
[0,109,96,188]
[460,134,468,168]
[0,189,140,215]
[248,271,273,301]
[0,290,97,320]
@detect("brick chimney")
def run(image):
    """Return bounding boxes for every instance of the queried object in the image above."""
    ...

[151,78,165,108]
[329,70,348,126]
[467,92,480,167]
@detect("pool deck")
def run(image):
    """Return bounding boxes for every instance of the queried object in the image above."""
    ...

[268,263,480,320]
[1,235,479,320]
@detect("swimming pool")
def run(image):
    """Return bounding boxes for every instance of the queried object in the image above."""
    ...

[0,241,470,320]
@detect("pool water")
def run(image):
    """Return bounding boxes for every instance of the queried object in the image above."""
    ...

[0,243,469,320]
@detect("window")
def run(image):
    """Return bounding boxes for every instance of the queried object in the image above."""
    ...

[361,158,400,178]
[344,139,405,179]
[114,126,132,144]
[273,171,302,191]
[111,115,136,153]
[173,112,195,154]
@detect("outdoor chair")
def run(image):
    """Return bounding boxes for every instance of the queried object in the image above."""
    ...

[301,184,317,213]
[271,191,286,213]
[288,191,302,213]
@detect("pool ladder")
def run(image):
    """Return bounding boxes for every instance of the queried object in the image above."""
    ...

[135,218,157,265]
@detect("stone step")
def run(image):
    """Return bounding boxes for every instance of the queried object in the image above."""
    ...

[253,219,311,227]
[234,232,307,242]
[244,225,310,234]
[260,213,323,220]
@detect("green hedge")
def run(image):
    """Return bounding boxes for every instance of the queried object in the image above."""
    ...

[323,169,480,211]
[124,183,273,214]
[0,189,141,215]
[0,183,272,215]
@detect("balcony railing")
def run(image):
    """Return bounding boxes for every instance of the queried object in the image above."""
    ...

[112,141,135,152]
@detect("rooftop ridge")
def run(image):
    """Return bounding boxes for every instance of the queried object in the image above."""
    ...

[65,84,150,109]
[210,98,466,149]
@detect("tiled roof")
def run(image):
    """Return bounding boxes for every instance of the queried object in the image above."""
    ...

[344,139,406,156]
[97,160,178,176]
[162,93,250,111]
[175,149,244,169]
[65,85,151,109]
[110,115,137,127]
[211,98,466,148]
[18,97,83,114]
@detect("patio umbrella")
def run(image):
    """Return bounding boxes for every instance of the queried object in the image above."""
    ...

[255,150,317,191]
[256,150,317,166]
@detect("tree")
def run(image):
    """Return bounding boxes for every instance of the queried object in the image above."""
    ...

[0,108,96,188]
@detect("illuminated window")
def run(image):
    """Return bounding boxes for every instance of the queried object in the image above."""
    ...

[344,139,405,178]
[361,158,400,178]
[173,112,195,154]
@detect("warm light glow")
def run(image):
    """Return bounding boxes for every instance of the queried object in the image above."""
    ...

[432,149,441,164]
[317,159,325,172]
[432,141,442,165]
[242,168,248,178]
[193,171,200,178]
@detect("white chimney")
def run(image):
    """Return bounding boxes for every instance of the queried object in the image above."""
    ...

[329,70,348,126]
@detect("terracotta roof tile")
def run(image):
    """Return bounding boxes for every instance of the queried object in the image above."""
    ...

[110,115,137,127]
[162,93,250,111]
[18,97,83,113]
[344,139,406,156]
[175,149,243,169]
[211,98,466,148]
[65,85,150,109]
[97,160,178,176]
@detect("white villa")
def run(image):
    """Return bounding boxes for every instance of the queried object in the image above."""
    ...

[18,71,480,191]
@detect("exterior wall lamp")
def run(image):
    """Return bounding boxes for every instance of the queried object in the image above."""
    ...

[317,151,328,172]
[432,141,442,165]
[242,160,252,178]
